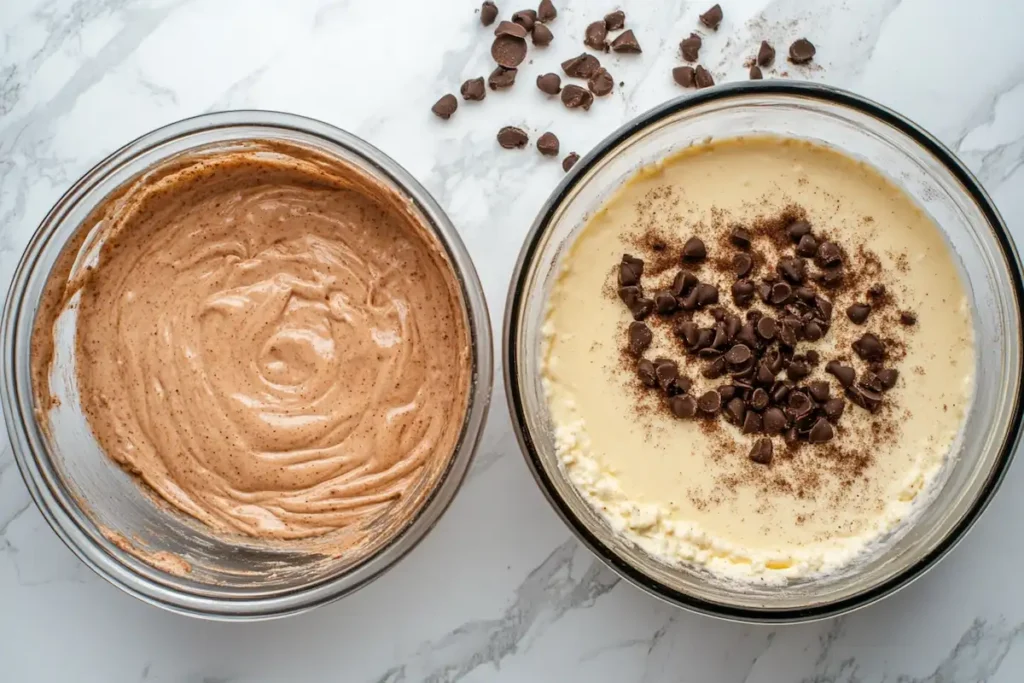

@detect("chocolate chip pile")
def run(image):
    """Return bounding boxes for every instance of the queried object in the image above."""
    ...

[617,215,908,467]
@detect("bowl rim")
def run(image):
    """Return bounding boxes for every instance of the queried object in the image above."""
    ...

[503,80,1024,623]
[2,110,493,620]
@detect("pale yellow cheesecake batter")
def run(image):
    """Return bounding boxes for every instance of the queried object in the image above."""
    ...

[543,137,974,582]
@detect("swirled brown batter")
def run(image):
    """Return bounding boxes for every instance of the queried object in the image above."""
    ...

[32,141,471,541]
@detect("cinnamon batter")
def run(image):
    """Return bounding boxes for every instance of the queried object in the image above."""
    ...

[32,141,471,541]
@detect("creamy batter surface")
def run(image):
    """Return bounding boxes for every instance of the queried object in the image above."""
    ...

[543,137,974,581]
[33,141,471,541]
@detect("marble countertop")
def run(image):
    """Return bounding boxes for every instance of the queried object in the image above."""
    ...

[2,0,1023,680]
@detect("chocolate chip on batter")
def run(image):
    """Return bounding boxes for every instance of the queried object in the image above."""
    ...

[755,316,777,341]
[846,303,871,324]
[431,94,458,119]
[846,385,883,413]
[749,437,773,465]
[672,66,696,88]
[537,72,561,94]
[777,257,806,284]
[610,30,642,53]
[852,332,885,362]
[900,310,918,326]
[618,254,644,286]
[636,358,657,387]
[682,236,707,262]
[823,398,845,423]
[699,3,723,30]
[757,40,776,67]
[537,131,560,156]
[742,410,762,435]
[808,381,830,402]
[584,20,607,50]
[733,252,753,279]
[815,241,842,268]
[786,219,812,242]
[795,233,817,257]
[730,227,753,249]
[825,360,856,388]
[561,84,594,110]
[671,271,698,297]
[670,394,698,419]
[461,77,487,101]
[497,126,529,149]
[627,321,652,356]
[654,289,677,314]
[480,1,499,26]
[732,279,755,307]
[604,9,625,30]
[877,368,899,390]
[807,417,834,443]
[698,389,722,414]
[680,33,702,62]
[723,396,746,424]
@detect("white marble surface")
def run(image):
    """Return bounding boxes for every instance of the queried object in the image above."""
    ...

[2,0,1024,680]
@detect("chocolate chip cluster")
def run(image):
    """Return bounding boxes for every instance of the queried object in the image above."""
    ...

[615,216,904,466]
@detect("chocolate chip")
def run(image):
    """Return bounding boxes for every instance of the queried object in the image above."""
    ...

[610,29,641,53]
[792,286,814,303]
[852,333,885,362]
[728,252,752,279]
[561,84,594,110]
[867,283,886,300]
[562,152,580,172]
[627,321,652,356]
[749,437,773,465]
[710,323,730,350]
[777,257,806,284]
[680,33,702,62]
[677,320,700,347]
[698,390,722,414]
[617,286,641,311]
[818,266,844,288]
[769,281,792,305]
[532,23,553,46]
[900,311,917,326]
[531,132,558,157]
[789,38,816,64]
[846,303,871,324]
[730,227,752,250]
[725,344,752,367]
[480,1,499,26]
[749,66,763,80]
[815,295,833,322]
[795,234,817,257]
[533,75,560,99]
[702,356,726,379]
[635,359,657,387]
[494,19,529,38]
[654,290,677,314]
[755,316,777,341]
[787,219,811,242]
[538,0,557,22]
[806,349,821,365]
[732,279,755,307]
[859,370,884,393]
[584,20,607,50]
[807,417,834,443]
[787,390,814,417]
[671,271,697,297]
[513,9,537,31]
[694,65,714,88]
[749,388,770,412]
[604,9,625,30]
[725,314,741,341]
[488,65,518,89]
[670,394,698,419]
[808,381,830,402]
[815,241,841,268]
[752,362,773,387]
[460,77,487,101]
[672,66,696,88]
[618,254,643,286]
[878,368,898,390]
[723,397,746,425]
[823,398,845,423]
[562,53,601,78]
[770,381,792,406]
[825,361,856,388]
[629,298,654,320]
[764,348,784,375]
[787,361,811,381]
[679,287,699,311]
[847,385,882,412]
[757,40,775,67]
[497,126,529,149]
[802,321,823,342]
[431,94,458,120]
[588,68,614,96]
[652,358,678,392]
[699,3,723,29]
[492,34,528,68]
[762,408,787,435]
[694,328,714,351]
[682,236,707,262]
[742,410,762,435]
[734,323,759,350]
[696,283,719,307]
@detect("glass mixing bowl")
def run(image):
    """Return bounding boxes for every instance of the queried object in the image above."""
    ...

[2,111,492,620]
[504,82,1024,622]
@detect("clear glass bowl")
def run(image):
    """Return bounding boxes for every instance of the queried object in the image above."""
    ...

[2,111,493,620]
[504,82,1024,622]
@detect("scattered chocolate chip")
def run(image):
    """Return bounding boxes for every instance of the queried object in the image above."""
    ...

[617,286,641,309]
[671,271,698,297]
[787,219,811,242]
[694,328,714,352]
[749,437,773,465]
[847,385,882,412]
[694,65,715,88]
[762,408,787,435]
[815,241,841,268]
[584,20,607,50]
[806,349,820,365]
[653,358,679,392]
[846,303,871,324]
[682,236,707,262]
[877,368,899,390]
[560,84,594,110]
[537,72,561,94]
[636,359,656,387]
[789,38,816,64]
[497,126,529,149]
[852,333,885,362]
[653,290,676,314]
[777,257,806,284]
[488,65,518,89]
[696,283,719,307]
[627,321,652,356]
[604,9,625,30]
[770,381,791,405]
[750,388,770,412]
[826,361,856,388]
[512,9,537,31]
[680,33,702,62]
[726,344,752,366]
[769,281,792,305]
[699,3,723,30]
[703,356,727,379]
[795,234,817,257]
[787,390,814,417]
[808,381,830,402]
[460,77,487,101]
[808,417,834,443]
[823,398,845,423]
[900,311,917,326]
[532,22,554,46]
[742,410,762,435]
[480,1,499,26]
[735,323,759,350]
[718,385,738,402]
[562,152,579,172]
[538,0,557,22]
[588,68,614,96]
[815,295,833,321]
[537,131,560,156]
[859,370,884,393]
[492,34,528,67]
[730,252,753,279]
[629,298,654,320]
[672,66,696,88]
[802,320,823,342]
[749,65,763,80]
[561,53,601,78]
[724,397,746,424]
[757,40,775,67]
[618,254,643,286]
[867,283,886,300]
[677,320,700,347]
[610,29,641,53]
[787,361,811,381]
[431,94,458,120]
[698,389,722,414]
[494,19,529,38]
[730,227,752,250]
[670,394,698,419]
